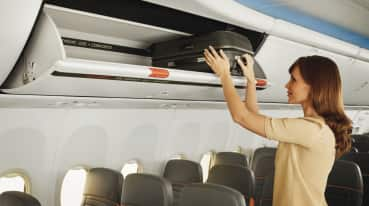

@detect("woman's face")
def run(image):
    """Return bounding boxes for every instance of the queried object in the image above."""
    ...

[285,66,311,105]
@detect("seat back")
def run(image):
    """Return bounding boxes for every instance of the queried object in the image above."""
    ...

[163,159,203,183]
[207,165,255,205]
[325,160,363,206]
[251,147,276,172]
[122,173,173,206]
[82,168,123,206]
[352,135,369,152]
[214,152,248,168]
[0,191,41,206]
[259,172,274,206]
[163,159,202,206]
[340,152,369,206]
[251,147,276,206]
[178,183,246,206]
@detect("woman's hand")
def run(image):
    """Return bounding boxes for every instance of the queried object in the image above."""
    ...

[204,46,231,79]
[237,53,256,83]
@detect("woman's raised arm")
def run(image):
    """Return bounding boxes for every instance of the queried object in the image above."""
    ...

[238,54,260,114]
[204,46,267,137]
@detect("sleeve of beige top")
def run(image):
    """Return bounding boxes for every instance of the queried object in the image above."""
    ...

[264,117,321,148]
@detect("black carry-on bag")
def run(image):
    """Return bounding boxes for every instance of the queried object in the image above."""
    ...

[151,30,266,79]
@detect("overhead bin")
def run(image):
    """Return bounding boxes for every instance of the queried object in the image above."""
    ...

[0,0,42,86]
[1,2,267,101]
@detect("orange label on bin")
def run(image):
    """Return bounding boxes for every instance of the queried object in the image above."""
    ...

[256,79,267,87]
[149,67,169,78]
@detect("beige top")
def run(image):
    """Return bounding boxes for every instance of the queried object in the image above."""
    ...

[264,117,336,206]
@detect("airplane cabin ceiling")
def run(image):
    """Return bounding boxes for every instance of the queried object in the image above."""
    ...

[279,0,369,38]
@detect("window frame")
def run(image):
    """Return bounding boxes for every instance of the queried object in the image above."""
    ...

[0,169,31,194]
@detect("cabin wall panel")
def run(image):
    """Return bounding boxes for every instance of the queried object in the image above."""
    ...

[108,109,173,174]
[163,109,232,163]
[0,109,67,206]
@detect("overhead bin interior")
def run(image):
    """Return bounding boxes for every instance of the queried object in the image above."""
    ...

[1,0,268,101]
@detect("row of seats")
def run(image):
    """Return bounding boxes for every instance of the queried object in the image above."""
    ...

[123,173,247,206]
[1,145,367,206]
[79,150,272,206]
[80,158,252,206]
[0,149,276,206]
[212,148,369,206]
[83,167,247,206]
[0,177,246,206]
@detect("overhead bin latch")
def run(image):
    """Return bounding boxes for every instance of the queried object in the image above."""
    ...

[23,59,36,84]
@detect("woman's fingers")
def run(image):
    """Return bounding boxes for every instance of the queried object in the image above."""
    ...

[209,46,220,59]
[242,53,254,66]
[219,49,229,61]
[204,58,211,66]
[204,53,212,66]
[237,58,246,69]
[203,46,231,78]
[239,53,256,81]
[204,49,214,64]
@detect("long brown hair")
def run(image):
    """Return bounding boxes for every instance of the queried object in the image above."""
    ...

[289,55,352,158]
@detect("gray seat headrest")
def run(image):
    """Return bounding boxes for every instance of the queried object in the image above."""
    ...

[163,159,202,183]
[214,152,248,168]
[207,165,255,197]
[83,167,123,204]
[0,191,41,206]
[122,173,173,206]
[251,147,276,177]
[178,183,246,206]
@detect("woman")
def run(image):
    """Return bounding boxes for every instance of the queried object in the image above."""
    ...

[204,46,352,206]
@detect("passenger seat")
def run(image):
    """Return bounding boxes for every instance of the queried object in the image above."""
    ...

[258,172,274,206]
[0,191,41,206]
[178,183,246,206]
[251,147,276,206]
[82,168,123,206]
[340,152,369,206]
[163,159,202,206]
[325,160,363,206]
[121,173,173,206]
[214,152,248,168]
[207,165,255,206]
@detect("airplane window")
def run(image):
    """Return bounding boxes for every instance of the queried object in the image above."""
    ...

[121,160,142,178]
[60,167,88,206]
[0,171,30,194]
[171,154,186,160]
[200,151,215,182]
